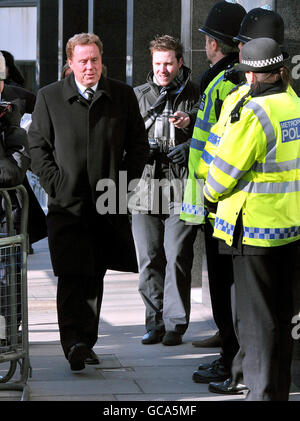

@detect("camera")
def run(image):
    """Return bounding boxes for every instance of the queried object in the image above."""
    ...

[148,138,175,154]
[0,101,18,132]
[0,102,12,119]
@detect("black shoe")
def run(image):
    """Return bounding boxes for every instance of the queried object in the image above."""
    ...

[197,357,223,371]
[141,329,164,345]
[85,349,100,365]
[192,363,230,384]
[209,377,248,395]
[162,331,182,346]
[68,342,90,371]
[192,331,221,348]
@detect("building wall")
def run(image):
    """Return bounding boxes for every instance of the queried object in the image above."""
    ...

[131,0,181,87]
[277,0,300,95]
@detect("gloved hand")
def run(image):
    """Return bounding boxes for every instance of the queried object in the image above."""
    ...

[204,196,218,214]
[167,142,189,166]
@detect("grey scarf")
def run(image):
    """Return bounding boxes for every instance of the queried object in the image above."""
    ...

[144,68,185,144]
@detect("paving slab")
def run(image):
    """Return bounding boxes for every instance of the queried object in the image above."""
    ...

[1,238,299,406]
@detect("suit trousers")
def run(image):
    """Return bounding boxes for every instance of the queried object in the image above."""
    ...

[132,212,196,334]
[204,221,239,369]
[57,269,106,358]
[231,248,297,401]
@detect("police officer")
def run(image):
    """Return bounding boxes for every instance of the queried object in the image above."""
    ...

[178,1,246,384]
[204,37,300,401]
[197,8,298,396]
[183,7,297,393]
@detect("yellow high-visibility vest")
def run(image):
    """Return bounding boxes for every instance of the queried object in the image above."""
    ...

[204,91,300,247]
[180,70,237,224]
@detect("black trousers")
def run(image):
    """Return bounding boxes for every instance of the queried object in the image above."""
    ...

[232,248,297,401]
[57,269,106,358]
[204,221,239,369]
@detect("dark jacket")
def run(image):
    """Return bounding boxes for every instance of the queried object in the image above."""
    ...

[0,110,31,235]
[28,74,149,275]
[1,83,47,244]
[131,66,199,212]
[0,125,30,188]
[135,66,199,148]
[2,84,36,115]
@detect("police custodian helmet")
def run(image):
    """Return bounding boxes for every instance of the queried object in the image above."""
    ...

[237,37,289,73]
[198,1,246,47]
[234,8,285,46]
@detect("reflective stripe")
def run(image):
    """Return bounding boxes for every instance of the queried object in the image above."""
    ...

[245,100,277,160]
[245,101,300,174]
[181,202,206,216]
[215,218,300,240]
[213,156,247,179]
[201,149,214,165]
[204,74,225,124]
[207,132,221,146]
[190,137,205,151]
[194,73,225,134]
[254,157,300,173]
[237,179,300,194]
[195,118,213,132]
[206,172,227,194]
[214,217,235,236]
[244,225,300,240]
[203,184,215,201]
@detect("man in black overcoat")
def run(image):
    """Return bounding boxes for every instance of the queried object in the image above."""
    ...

[28,33,149,371]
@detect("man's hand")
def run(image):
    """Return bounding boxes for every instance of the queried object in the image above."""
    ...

[167,142,189,166]
[169,111,190,129]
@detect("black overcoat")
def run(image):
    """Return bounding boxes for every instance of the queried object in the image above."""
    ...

[28,74,149,275]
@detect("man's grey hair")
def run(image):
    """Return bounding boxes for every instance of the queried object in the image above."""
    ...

[66,33,103,59]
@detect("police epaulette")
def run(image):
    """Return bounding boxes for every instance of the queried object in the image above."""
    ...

[230,92,251,123]
[227,82,247,96]
[224,66,245,83]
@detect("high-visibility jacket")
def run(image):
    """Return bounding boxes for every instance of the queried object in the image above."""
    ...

[181,80,298,225]
[180,69,238,224]
[200,83,298,181]
[203,90,300,248]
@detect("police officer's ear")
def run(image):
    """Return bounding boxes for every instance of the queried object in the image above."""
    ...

[245,71,256,85]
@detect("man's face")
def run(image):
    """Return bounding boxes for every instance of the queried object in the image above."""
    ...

[152,50,183,86]
[68,43,102,88]
[205,35,216,64]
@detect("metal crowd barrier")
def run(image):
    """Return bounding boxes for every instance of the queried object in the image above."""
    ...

[0,185,31,401]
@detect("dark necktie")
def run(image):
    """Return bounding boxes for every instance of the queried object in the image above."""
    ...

[85,87,94,103]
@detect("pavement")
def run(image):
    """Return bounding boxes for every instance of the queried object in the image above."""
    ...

[1,238,300,407]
